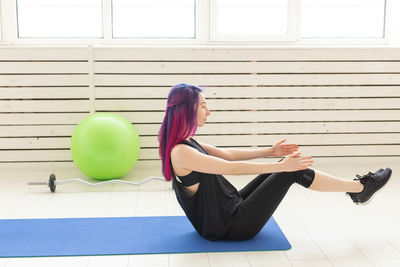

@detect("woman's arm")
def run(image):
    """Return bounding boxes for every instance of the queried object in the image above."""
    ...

[171,144,312,175]
[196,139,297,161]
[225,147,274,161]
[172,144,280,175]
[196,140,273,161]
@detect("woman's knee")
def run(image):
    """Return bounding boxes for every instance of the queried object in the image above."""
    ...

[275,168,315,188]
[295,168,315,188]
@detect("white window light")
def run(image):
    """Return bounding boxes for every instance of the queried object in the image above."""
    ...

[112,0,195,38]
[386,0,400,44]
[17,0,103,38]
[301,0,386,39]
[210,0,297,42]
[0,2,3,42]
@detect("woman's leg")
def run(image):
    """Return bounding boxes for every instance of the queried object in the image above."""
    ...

[238,173,272,200]
[225,168,367,241]
[239,168,364,200]
[309,168,363,192]
[238,158,286,200]
[225,169,315,241]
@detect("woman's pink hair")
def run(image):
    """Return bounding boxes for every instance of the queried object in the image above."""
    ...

[158,83,203,181]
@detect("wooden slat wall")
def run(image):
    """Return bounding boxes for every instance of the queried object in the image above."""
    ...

[0,47,90,163]
[1,46,399,163]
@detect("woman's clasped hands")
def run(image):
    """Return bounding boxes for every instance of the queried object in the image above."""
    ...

[271,139,314,172]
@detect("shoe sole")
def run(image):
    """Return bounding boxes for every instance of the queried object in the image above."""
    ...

[354,168,392,206]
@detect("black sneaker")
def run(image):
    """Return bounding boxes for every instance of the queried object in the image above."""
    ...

[346,168,392,205]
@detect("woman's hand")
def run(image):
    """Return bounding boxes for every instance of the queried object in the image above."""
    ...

[270,139,299,157]
[280,152,314,172]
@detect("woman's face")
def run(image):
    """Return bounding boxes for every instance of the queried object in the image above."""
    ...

[196,93,211,127]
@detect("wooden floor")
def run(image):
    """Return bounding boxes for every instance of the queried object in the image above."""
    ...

[0,157,399,267]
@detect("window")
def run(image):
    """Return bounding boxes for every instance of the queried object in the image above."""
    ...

[16,0,102,38]
[301,0,386,38]
[210,0,293,41]
[112,0,195,38]
[4,0,389,44]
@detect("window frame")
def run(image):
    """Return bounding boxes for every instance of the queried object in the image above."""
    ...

[0,0,391,45]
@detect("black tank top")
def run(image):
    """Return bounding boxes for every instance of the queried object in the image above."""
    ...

[171,138,243,241]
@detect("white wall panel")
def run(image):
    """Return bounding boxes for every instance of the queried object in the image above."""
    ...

[0,46,399,163]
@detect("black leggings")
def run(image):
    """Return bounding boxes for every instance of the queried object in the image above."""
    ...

[224,168,315,241]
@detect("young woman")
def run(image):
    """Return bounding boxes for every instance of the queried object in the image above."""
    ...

[158,83,392,241]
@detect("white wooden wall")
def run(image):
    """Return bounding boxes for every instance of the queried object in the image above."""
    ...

[1,46,399,165]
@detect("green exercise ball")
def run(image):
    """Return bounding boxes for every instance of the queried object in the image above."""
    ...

[70,113,140,180]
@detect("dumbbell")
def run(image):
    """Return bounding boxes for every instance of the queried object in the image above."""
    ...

[28,173,165,193]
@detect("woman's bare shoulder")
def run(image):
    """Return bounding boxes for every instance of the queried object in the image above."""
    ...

[171,143,193,156]
[170,144,196,175]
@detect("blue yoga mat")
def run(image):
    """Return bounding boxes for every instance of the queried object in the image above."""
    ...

[0,216,291,258]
